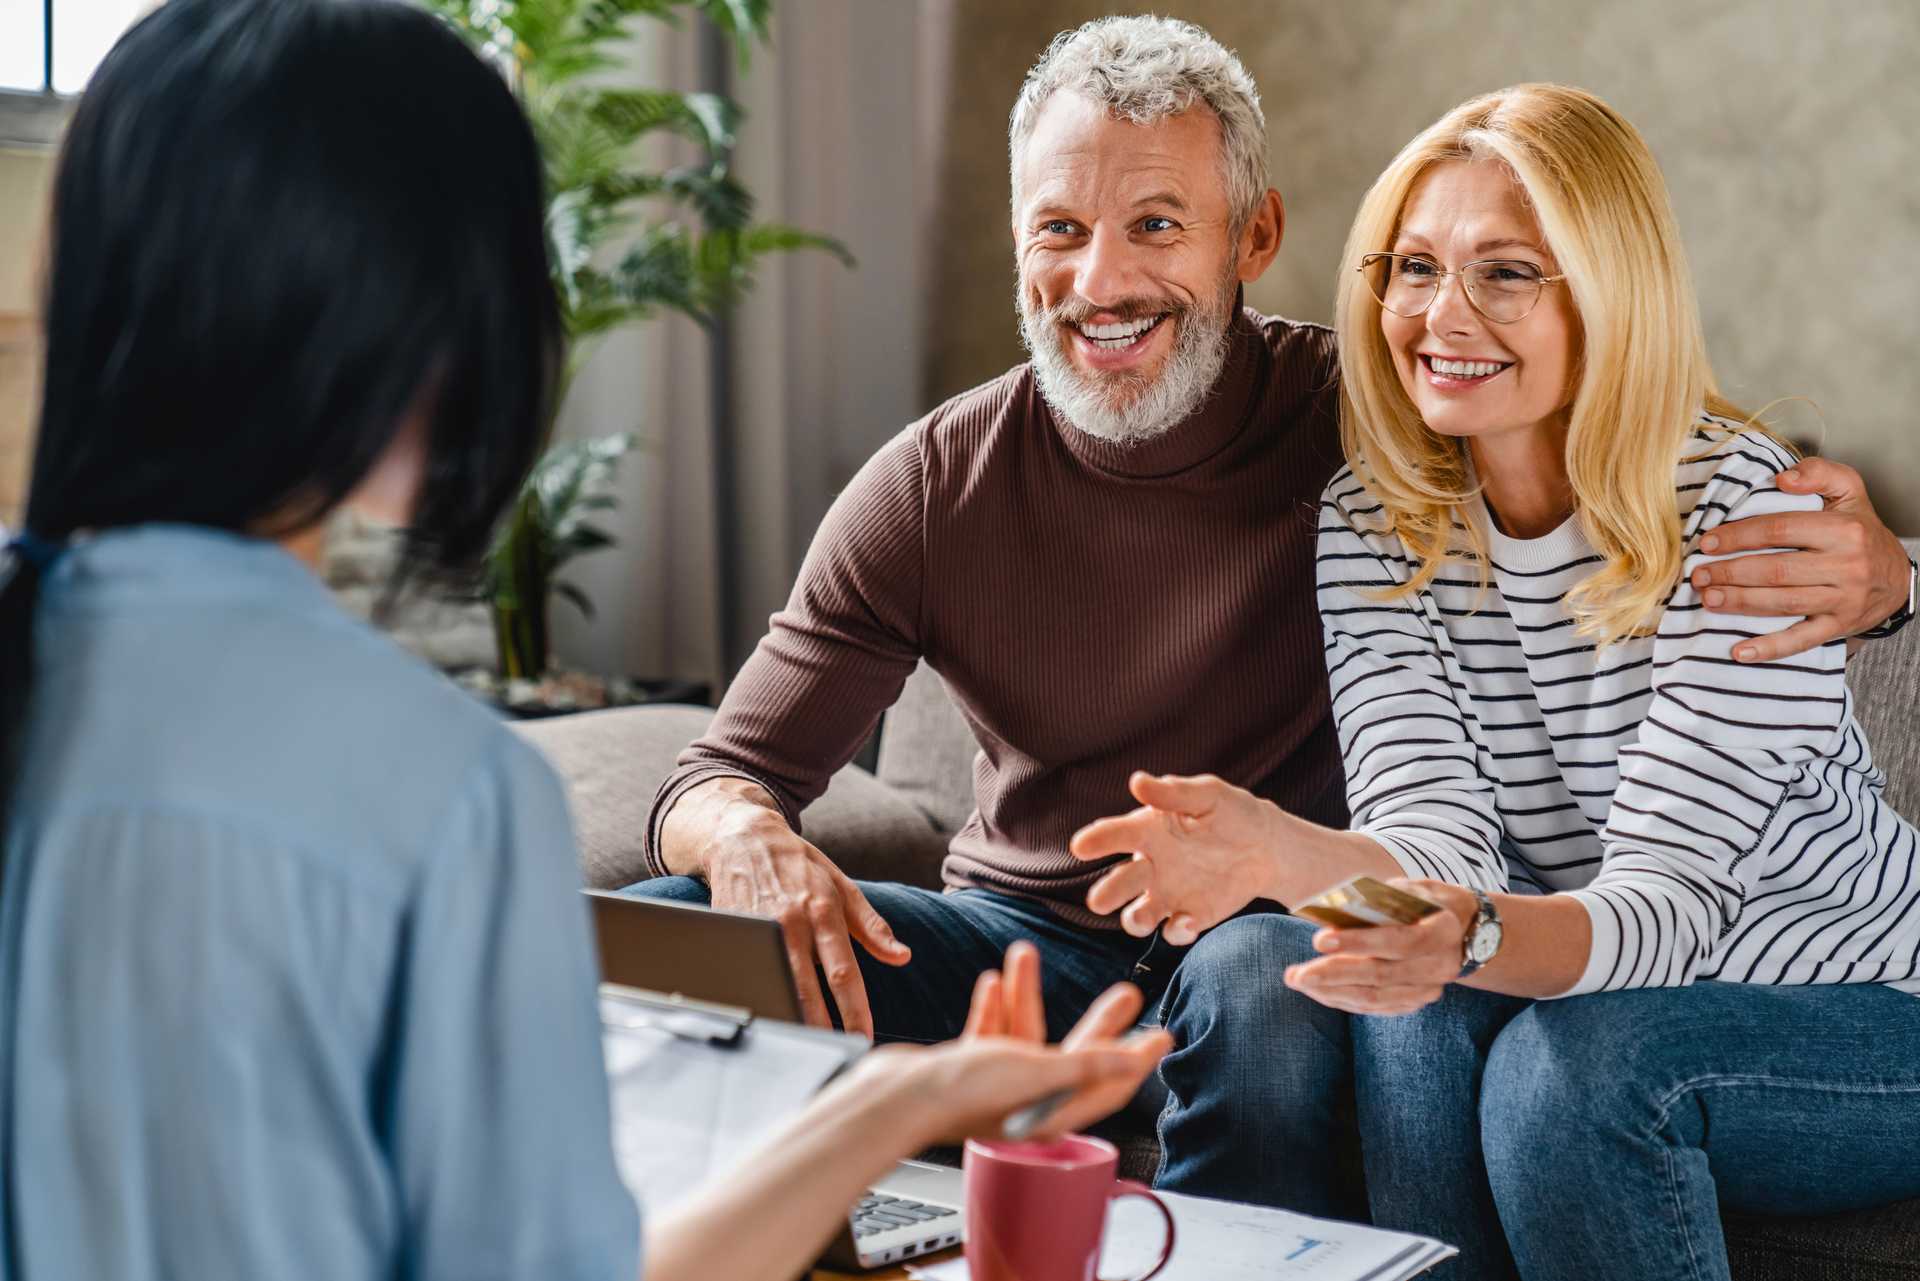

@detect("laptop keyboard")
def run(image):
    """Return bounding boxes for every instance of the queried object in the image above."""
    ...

[852,1192,960,1238]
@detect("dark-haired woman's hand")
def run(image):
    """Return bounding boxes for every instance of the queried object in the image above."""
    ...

[848,941,1172,1149]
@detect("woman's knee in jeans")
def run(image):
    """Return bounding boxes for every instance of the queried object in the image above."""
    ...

[1481,993,1675,1171]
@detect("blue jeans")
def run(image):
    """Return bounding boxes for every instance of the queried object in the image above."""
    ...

[1477,981,1920,1281]
[1150,913,1364,1218]
[1351,976,1920,1279]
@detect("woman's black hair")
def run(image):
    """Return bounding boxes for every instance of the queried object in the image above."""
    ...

[0,0,560,832]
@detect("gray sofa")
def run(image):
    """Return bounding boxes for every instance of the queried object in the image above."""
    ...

[517,538,1920,1280]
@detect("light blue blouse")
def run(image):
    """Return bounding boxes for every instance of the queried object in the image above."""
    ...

[0,526,639,1280]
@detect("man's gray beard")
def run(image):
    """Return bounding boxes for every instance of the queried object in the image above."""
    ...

[1018,273,1237,448]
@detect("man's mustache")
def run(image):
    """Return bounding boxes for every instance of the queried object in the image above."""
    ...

[1040,295,1188,326]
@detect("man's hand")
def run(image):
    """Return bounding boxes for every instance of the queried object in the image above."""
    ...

[664,777,910,1037]
[1068,771,1282,944]
[1282,879,1472,1016]
[1692,456,1910,662]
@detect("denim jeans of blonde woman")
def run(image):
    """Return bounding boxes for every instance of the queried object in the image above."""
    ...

[1158,913,1920,1280]
[1357,969,1920,1278]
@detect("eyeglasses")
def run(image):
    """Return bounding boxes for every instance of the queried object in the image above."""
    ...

[1357,252,1566,325]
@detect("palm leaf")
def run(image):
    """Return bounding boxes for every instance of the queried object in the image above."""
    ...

[740,222,855,266]
[664,164,755,230]
[554,580,597,619]
[613,226,701,319]
[691,222,855,313]
[690,0,773,65]
[590,89,739,151]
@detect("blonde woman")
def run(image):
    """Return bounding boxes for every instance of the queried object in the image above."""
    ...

[1068,84,1920,1279]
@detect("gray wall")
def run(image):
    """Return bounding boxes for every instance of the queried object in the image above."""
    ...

[920,0,1920,533]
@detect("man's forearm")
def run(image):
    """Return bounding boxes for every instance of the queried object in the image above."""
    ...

[656,775,790,878]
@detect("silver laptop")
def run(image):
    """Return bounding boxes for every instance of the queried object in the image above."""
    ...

[587,891,966,1271]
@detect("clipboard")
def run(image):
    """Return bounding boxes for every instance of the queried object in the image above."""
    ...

[599,982,868,1214]
[600,984,757,1047]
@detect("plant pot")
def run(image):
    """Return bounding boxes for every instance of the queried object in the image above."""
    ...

[447,666,710,719]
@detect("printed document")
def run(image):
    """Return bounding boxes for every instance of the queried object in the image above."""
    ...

[909,1188,1455,1281]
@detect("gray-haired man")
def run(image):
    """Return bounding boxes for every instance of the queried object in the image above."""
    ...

[630,14,1910,1225]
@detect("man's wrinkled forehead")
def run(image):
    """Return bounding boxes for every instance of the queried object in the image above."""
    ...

[1013,91,1229,217]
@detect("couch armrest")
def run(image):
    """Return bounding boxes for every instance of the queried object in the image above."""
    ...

[512,705,951,891]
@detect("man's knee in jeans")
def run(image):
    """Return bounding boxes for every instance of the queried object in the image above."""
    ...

[1154,913,1354,1210]
[1160,913,1333,1050]
[617,875,710,904]
[1158,915,1346,1110]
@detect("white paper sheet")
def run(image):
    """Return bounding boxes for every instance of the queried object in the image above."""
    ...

[600,994,859,1215]
[907,1187,1455,1281]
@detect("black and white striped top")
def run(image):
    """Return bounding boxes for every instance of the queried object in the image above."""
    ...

[1318,421,1920,995]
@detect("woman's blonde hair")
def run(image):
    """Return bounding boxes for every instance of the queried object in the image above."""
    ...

[1335,83,1773,645]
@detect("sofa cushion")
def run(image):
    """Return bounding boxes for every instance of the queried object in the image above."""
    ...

[1724,1202,1920,1280]
[513,704,950,890]
[876,662,980,835]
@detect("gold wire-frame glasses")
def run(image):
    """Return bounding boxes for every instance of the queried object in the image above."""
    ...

[1357,252,1566,325]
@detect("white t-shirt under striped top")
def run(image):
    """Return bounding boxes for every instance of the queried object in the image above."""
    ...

[1317,420,1920,996]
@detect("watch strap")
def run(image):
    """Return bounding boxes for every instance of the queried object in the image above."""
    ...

[1860,555,1917,641]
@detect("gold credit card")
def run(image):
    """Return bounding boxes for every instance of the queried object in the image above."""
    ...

[1295,875,1442,929]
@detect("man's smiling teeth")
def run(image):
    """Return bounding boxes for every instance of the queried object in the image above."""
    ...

[1076,315,1164,349]
[1427,356,1509,378]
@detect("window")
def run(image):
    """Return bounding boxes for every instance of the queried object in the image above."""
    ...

[1,1,160,146]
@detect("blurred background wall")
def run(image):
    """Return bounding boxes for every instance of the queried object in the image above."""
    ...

[2,0,1914,687]
[0,149,52,527]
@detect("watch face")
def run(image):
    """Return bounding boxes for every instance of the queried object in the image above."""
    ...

[1468,919,1503,964]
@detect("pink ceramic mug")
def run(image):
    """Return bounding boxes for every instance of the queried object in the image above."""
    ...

[963,1134,1176,1281]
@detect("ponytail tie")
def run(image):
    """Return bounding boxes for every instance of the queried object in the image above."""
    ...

[5,532,68,575]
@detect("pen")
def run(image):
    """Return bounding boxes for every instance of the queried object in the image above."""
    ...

[1002,1088,1074,1141]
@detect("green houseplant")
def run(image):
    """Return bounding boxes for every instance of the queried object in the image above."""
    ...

[422,0,850,680]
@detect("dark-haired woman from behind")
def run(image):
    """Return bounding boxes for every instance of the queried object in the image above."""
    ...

[0,4,1168,1279]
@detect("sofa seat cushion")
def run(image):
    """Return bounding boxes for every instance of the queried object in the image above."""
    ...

[1724,1202,1920,1280]
[514,704,951,890]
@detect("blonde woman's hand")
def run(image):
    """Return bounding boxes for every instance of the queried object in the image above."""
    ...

[1070,771,1284,944]
[1282,879,1474,1016]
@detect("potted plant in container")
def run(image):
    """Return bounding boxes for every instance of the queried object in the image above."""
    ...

[420,0,849,713]
[487,432,633,682]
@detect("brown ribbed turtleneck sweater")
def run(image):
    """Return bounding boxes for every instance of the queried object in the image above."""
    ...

[644,307,1348,928]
